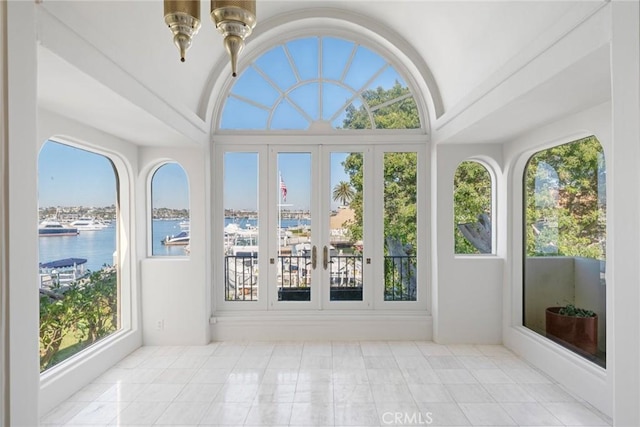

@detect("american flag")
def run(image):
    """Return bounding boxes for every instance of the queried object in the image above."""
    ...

[280,174,287,202]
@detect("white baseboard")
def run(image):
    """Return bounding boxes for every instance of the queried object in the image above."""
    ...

[210,311,433,341]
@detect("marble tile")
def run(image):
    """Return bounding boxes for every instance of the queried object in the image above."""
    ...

[253,383,296,403]
[408,383,454,403]
[457,402,517,426]
[225,368,264,384]
[152,368,197,384]
[542,402,611,426]
[470,369,516,384]
[364,355,399,369]
[300,354,333,369]
[153,401,210,425]
[435,369,479,384]
[388,341,422,357]
[40,401,89,425]
[446,345,483,356]
[297,368,333,383]
[261,368,299,384]
[266,355,301,370]
[417,343,453,356]
[66,383,113,402]
[483,384,536,403]
[293,382,334,402]
[522,383,577,403]
[428,356,464,370]
[334,384,375,403]
[188,368,230,384]
[214,383,260,403]
[416,402,471,426]
[333,356,366,370]
[401,367,442,385]
[375,401,422,426]
[201,355,237,370]
[134,383,184,402]
[174,383,222,402]
[198,402,251,425]
[168,354,208,370]
[95,383,148,402]
[445,384,494,403]
[111,401,166,425]
[302,341,333,356]
[290,402,334,426]
[367,368,406,384]
[360,341,393,356]
[334,402,379,426]
[332,369,370,384]
[371,383,414,403]
[243,402,293,425]
[66,402,127,425]
[394,355,432,369]
[500,402,563,426]
[502,368,553,384]
[457,356,498,370]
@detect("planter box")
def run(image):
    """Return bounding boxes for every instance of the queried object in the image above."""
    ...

[545,307,598,355]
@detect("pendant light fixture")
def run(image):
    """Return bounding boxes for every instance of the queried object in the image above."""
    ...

[164,0,257,77]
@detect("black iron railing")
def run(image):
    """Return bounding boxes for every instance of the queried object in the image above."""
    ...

[225,254,415,302]
[384,255,417,301]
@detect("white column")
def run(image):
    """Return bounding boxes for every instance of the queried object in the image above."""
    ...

[610,1,640,425]
[6,1,40,425]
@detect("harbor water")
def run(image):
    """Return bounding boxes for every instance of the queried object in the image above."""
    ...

[39,218,311,272]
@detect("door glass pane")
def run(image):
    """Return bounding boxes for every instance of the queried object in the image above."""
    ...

[384,152,417,301]
[224,153,259,301]
[330,152,363,301]
[277,153,312,302]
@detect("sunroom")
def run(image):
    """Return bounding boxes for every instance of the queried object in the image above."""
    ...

[1,1,639,425]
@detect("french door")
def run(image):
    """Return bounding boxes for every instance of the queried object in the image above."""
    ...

[267,146,370,310]
[220,143,423,311]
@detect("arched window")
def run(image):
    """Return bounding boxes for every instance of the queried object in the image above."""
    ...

[38,140,120,372]
[151,162,190,256]
[217,34,427,311]
[523,136,606,367]
[454,161,493,254]
[220,36,421,131]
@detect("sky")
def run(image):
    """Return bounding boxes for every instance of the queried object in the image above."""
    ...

[38,36,409,211]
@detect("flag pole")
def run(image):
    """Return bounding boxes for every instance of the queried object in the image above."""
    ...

[278,171,282,258]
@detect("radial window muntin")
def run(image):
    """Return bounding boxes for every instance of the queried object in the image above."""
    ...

[219,36,422,131]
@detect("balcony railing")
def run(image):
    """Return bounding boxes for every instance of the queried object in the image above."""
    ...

[225,254,416,302]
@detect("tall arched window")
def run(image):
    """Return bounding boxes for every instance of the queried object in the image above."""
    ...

[454,161,493,254]
[523,136,606,367]
[38,140,120,372]
[217,34,427,310]
[151,162,190,256]
[220,36,420,131]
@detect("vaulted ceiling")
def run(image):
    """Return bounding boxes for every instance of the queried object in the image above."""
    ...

[36,0,611,147]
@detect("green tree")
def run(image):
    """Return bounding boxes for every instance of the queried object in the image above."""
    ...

[454,161,492,254]
[332,181,355,206]
[525,136,605,259]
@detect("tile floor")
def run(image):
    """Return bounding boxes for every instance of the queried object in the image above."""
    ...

[40,341,612,426]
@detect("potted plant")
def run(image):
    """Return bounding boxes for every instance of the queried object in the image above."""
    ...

[545,304,598,355]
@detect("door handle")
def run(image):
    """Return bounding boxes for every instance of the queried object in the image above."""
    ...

[323,245,328,270]
[311,245,317,270]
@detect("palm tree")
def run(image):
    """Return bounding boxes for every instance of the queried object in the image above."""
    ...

[333,181,355,206]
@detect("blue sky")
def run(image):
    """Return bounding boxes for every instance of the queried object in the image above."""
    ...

[38,142,117,207]
[38,37,407,211]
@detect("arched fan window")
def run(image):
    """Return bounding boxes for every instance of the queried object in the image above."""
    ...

[220,36,421,131]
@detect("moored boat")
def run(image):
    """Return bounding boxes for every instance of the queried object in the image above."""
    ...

[162,231,190,246]
[39,219,79,236]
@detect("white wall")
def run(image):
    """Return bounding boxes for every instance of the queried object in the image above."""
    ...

[36,110,142,416]
[432,143,504,344]
[503,100,613,416]
[138,147,210,346]
[6,2,40,425]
